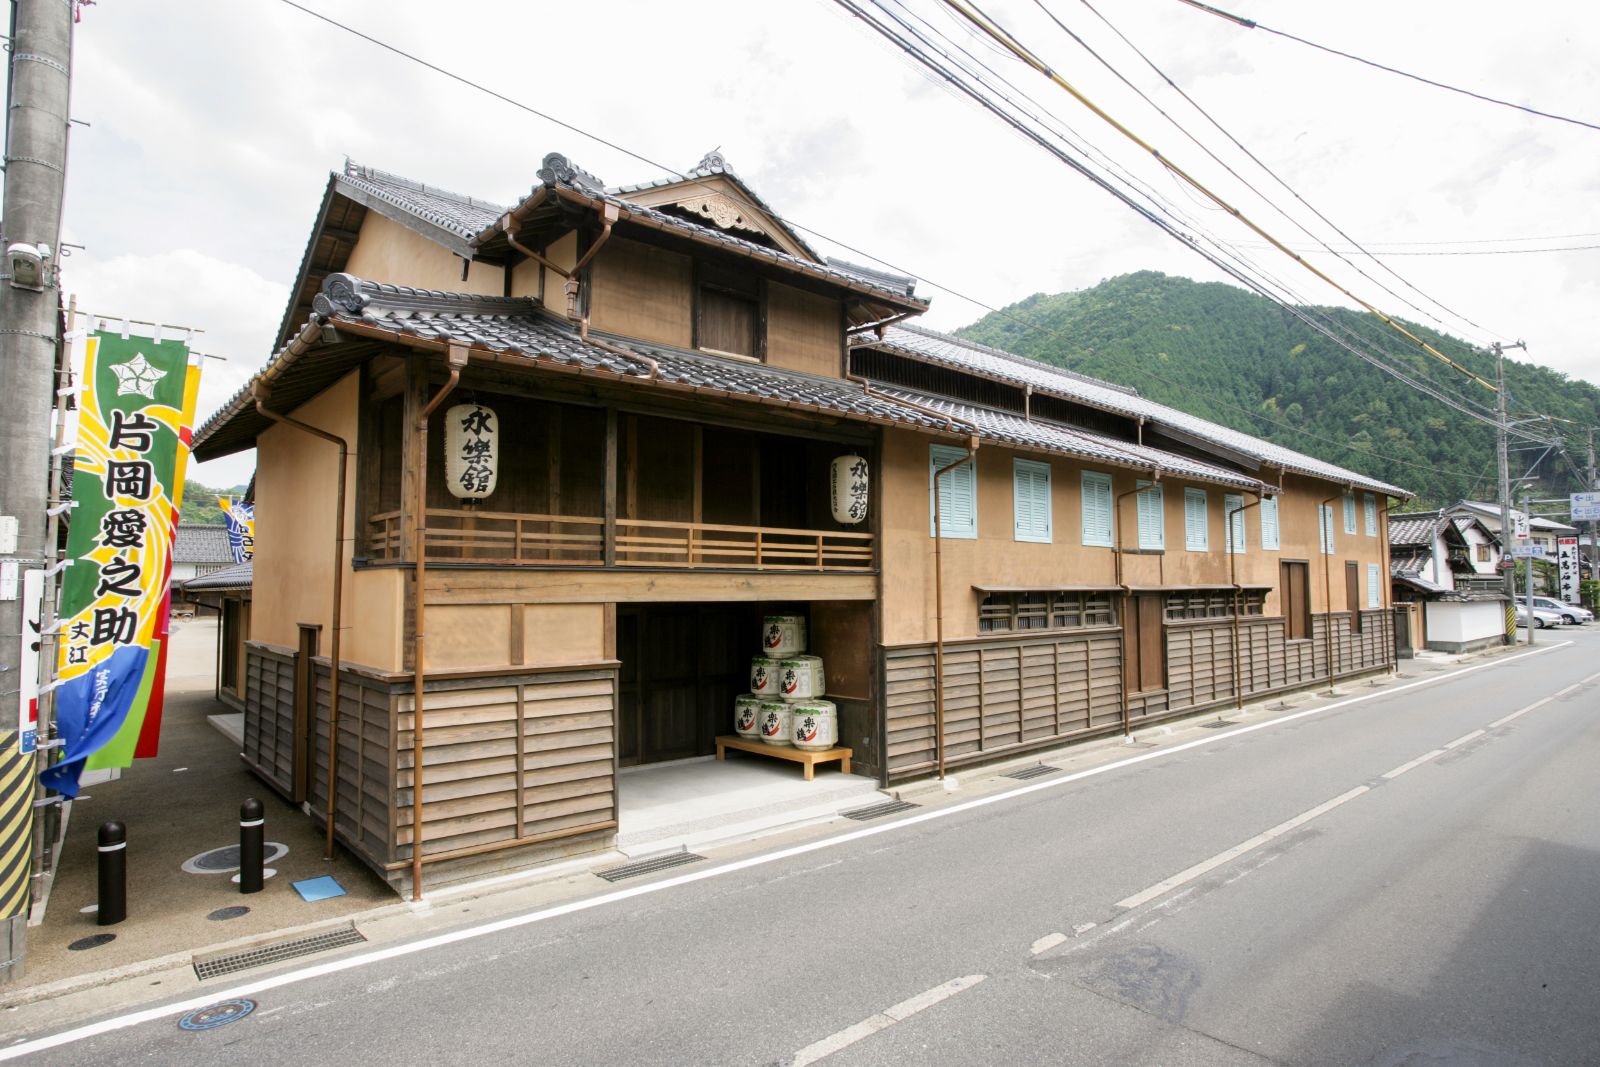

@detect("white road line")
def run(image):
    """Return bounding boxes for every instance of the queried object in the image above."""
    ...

[1443,729,1485,750]
[1071,921,1098,935]
[1114,786,1369,910]
[791,974,985,1066]
[1382,749,1445,778]
[0,641,1571,1063]
[1030,932,1067,955]
[1488,697,1553,729]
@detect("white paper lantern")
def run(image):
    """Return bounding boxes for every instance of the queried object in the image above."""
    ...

[444,403,498,499]
[830,454,869,524]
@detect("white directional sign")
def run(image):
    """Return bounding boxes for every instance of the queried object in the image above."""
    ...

[1510,544,1546,559]
[1573,491,1600,521]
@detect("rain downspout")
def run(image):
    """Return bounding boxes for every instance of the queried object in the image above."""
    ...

[1320,485,1354,695]
[410,343,468,902]
[252,383,349,862]
[1113,468,1160,736]
[1226,490,1267,711]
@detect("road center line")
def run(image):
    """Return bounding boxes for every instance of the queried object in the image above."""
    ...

[0,641,1571,1063]
[1442,729,1485,750]
[1488,697,1553,729]
[1115,786,1369,910]
[1383,749,1445,778]
[791,974,985,1066]
[1030,932,1067,955]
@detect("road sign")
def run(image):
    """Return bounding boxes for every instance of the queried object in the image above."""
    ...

[1512,511,1530,538]
[1510,545,1545,559]
[1573,492,1600,521]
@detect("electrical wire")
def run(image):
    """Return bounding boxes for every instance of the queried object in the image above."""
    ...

[1176,0,1600,135]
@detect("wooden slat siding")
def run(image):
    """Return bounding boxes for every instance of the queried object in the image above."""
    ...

[304,665,393,860]
[243,644,297,798]
[393,668,617,858]
[884,631,1122,780]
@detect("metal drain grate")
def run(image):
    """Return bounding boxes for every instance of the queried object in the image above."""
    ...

[595,851,706,883]
[1002,764,1058,780]
[1198,720,1238,729]
[193,923,366,981]
[841,799,920,821]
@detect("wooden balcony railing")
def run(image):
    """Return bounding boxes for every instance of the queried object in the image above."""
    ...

[368,509,874,572]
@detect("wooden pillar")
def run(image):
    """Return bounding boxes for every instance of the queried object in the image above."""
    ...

[603,408,618,567]
[398,355,428,561]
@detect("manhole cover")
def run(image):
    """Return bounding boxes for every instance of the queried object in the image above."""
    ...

[68,933,116,951]
[182,842,288,875]
[207,906,250,922]
[178,999,256,1031]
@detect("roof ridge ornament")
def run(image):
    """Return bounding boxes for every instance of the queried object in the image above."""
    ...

[537,152,605,194]
[315,273,371,317]
[690,149,728,175]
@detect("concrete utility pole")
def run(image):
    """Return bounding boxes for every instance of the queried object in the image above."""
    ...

[1492,342,1520,641]
[0,0,74,982]
[1588,429,1598,582]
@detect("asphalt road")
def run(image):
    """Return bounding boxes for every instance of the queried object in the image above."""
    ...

[11,630,1600,1066]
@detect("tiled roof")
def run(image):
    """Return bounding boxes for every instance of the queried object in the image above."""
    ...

[875,388,1263,490]
[180,560,251,593]
[339,162,506,242]
[174,523,235,564]
[866,324,1409,498]
[1388,512,1443,547]
[1452,500,1575,532]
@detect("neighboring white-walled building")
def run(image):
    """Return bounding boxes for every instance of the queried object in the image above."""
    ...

[1390,510,1507,653]
[1447,499,1576,557]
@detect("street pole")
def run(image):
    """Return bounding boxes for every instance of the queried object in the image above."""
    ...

[1493,343,1516,642]
[1587,429,1598,584]
[1523,490,1535,646]
[0,0,73,983]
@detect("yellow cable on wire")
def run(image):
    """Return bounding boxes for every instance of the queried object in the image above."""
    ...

[939,0,1500,393]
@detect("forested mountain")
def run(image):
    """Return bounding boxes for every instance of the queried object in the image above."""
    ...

[957,272,1599,507]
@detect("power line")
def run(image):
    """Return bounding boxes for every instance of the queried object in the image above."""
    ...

[1257,244,1600,258]
[1176,0,1600,135]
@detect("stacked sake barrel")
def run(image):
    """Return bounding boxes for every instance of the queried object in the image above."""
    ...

[733,614,838,753]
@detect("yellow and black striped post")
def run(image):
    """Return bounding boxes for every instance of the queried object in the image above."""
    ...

[0,735,33,979]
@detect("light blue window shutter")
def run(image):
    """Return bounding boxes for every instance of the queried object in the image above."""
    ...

[1184,488,1208,551]
[1321,504,1336,555]
[1343,493,1357,534]
[1081,471,1112,547]
[1136,480,1163,550]
[1224,493,1246,554]
[1364,493,1377,536]
[1367,562,1381,607]
[1014,459,1052,543]
[929,445,977,539]
[1260,496,1280,550]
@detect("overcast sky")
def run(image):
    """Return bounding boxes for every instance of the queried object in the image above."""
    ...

[49,0,1600,488]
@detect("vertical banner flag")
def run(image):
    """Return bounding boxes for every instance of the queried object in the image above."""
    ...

[40,330,201,797]
[218,495,255,563]
[1557,537,1580,604]
[17,569,43,755]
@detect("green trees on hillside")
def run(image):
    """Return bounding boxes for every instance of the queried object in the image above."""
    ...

[957,272,1598,506]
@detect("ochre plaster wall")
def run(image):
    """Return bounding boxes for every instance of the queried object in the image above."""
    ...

[879,428,1391,645]
[252,371,404,670]
[587,237,692,347]
[765,282,842,379]
[343,212,502,295]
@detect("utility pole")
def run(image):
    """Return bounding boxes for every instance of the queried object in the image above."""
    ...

[0,0,74,982]
[1588,429,1598,583]
[1493,342,1519,642]
[1522,489,1536,646]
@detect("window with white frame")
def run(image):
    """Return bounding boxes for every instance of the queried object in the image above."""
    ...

[1013,459,1052,543]
[1184,488,1208,551]
[1343,492,1357,535]
[1367,562,1381,607]
[1320,503,1336,554]
[1260,495,1281,550]
[1364,493,1377,536]
[1081,471,1113,547]
[929,445,977,540]
[1136,480,1164,550]
[1224,493,1247,554]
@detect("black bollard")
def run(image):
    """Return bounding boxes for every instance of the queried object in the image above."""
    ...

[239,798,264,894]
[96,821,126,926]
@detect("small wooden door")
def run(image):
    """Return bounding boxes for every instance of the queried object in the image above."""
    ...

[1345,561,1363,634]
[617,604,758,766]
[1281,561,1310,640]
[1123,593,1165,695]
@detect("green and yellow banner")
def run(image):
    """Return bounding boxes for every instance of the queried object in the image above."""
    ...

[40,330,200,796]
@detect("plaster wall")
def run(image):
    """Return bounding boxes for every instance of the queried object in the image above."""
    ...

[343,212,503,296]
[1424,600,1504,650]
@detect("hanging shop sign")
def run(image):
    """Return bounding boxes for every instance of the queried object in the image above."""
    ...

[41,329,201,797]
[218,495,255,563]
[17,569,42,755]
[1557,537,1580,604]
[445,403,498,499]
[830,454,868,525]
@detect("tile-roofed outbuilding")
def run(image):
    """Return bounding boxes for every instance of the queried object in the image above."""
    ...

[863,324,1408,498]
[180,560,252,593]
[1388,511,1445,548]
[174,523,235,565]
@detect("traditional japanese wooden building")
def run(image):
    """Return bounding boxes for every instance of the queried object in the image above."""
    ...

[192,153,1407,894]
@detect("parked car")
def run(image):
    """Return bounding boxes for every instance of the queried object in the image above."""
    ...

[1516,604,1564,629]
[1529,596,1593,625]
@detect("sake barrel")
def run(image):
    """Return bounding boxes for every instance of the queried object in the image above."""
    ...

[734,694,764,739]
[759,701,793,747]
[789,699,838,751]
[750,657,781,697]
[778,655,826,701]
[761,615,807,658]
